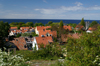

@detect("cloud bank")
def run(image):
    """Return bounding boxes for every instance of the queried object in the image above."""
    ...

[35,2,100,15]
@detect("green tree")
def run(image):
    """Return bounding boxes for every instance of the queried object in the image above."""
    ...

[9,22,18,26]
[48,21,53,25]
[16,33,21,37]
[0,21,10,48]
[89,21,98,27]
[34,23,44,27]
[67,23,77,28]
[80,18,85,26]
[17,25,20,29]
[18,22,25,26]
[65,26,100,66]
[59,20,63,28]
[26,22,34,27]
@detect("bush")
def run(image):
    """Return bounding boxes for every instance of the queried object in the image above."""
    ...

[16,33,21,37]
[16,42,63,60]
[0,49,29,66]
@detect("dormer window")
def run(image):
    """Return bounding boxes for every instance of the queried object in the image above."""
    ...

[16,39,18,41]
[43,29,45,31]
[46,35,48,37]
[50,34,52,36]
[41,35,44,37]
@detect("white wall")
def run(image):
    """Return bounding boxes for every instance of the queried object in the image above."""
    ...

[35,27,39,35]
[32,37,39,50]
[9,31,14,36]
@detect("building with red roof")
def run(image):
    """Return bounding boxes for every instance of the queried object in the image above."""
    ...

[5,37,28,50]
[38,29,57,37]
[75,24,85,31]
[10,27,17,31]
[32,36,53,50]
[9,27,34,36]
[61,33,81,42]
[86,24,100,33]
[20,27,30,30]
[63,25,72,31]
[35,26,51,35]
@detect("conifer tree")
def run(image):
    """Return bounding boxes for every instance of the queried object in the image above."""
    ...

[80,18,85,26]
[59,20,63,28]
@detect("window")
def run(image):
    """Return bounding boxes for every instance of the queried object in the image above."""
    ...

[46,35,48,36]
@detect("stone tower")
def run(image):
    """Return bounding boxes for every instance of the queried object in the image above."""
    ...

[85,21,90,30]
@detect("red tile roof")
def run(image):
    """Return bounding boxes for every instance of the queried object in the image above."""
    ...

[20,27,30,30]
[36,36,53,48]
[63,25,72,31]
[11,37,27,50]
[88,27,94,31]
[11,29,29,34]
[75,24,84,30]
[10,27,17,29]
[36,26,51,31]
[61,33,81,42]
[38,30,57,37]
[88,24,100,31]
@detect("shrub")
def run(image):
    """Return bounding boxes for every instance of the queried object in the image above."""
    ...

[0,49,29,66]
[16,42,63,60]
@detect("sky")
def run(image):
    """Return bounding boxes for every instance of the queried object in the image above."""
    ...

[0,0,100,20]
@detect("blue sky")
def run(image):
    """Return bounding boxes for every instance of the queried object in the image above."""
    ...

[0,0,100,20]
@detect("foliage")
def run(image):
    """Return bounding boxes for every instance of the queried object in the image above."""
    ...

[0,49,29,66]
[46,21,53,26]
[59,20,63,28]
[31,32,38,36]
[16,33,21,37]
[53,37,58,42]
[16,42,63,60]
[9,22,18,26]
[18,22,25,25]
[80,18,85,26]
[64,26,100,66]
[26,22,34,27]
[51,23,59,31]
[21,32,38,37]
[10,22,34,27]
[67,23,77,28]
[0,21,10,48]
[17,25,21,29]
[34,23,44,27]
[89,21,98,27]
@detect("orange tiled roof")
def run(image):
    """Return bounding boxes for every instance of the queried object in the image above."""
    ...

[61,33,81,42]
[75,24,84,30]
[20,27,30,30]
[63,25,72,31]
[88,24,100,31]
[12,30,21,33]
[11,29,28,34]
[11,37,27,50]
[38,30,57,37]
[36,36,53,48]
[36,26,51,31]
[10,27,17,29]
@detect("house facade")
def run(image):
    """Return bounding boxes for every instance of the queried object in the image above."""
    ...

[32,36,53,50]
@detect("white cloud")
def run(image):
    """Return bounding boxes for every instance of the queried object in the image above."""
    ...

[75,2,83,6]
[43,0,47,3]
[34,2,100,15]
[0,14,38,19]
[34,6,84,14]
